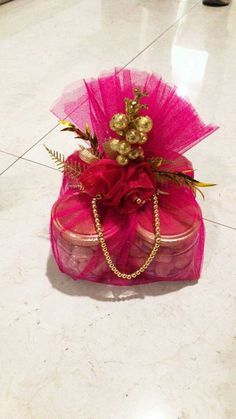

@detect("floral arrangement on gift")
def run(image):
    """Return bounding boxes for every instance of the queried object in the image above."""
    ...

[46,68,217,286]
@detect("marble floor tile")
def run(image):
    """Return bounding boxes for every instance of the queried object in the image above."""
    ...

[0,151,19,174]
[0,0,197,156]
[0,159,235,419]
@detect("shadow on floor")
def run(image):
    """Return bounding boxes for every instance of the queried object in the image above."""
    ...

[46,254,197,302]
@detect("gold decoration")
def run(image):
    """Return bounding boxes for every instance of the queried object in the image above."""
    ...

[137,132,148,144]
[125,129,140,144]
[103,141,116,159]
[92,193,161,279]
[110,113,128,131]
[118,141,132,155]
[105,87,153,165]
[116,130,125,137]
[59,120,99,155]
[109,138,120,151]
[135,197,142,205]
[79,146,99,164]
[44,146,83,180]
[135,115,153,133]
[59,120,75,128]
[137,147,144,159]
[128,148,141,160]
[147,157,171,170]
[155,171,216,198]
[116,155,129,166]
[125,87,148,116]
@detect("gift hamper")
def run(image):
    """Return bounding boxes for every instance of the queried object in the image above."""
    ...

[46,68,217,286]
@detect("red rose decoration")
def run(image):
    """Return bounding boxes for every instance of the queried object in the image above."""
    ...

[79,159,156,213]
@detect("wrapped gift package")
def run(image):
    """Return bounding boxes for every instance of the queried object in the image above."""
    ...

[51,191,204,286]
[47,68,217,286]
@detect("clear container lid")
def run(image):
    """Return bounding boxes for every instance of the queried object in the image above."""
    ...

[137,201,201,247]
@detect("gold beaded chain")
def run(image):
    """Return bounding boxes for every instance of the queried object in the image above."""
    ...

[91,194,161,280]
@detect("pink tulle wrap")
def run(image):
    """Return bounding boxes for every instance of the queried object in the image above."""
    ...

[50,68,217,285]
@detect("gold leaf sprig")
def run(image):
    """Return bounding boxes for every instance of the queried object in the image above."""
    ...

[147,157,172,170]
[155,171,216,198]
[59,120,99,154]
[44,145,82,181]
[125,87,148,117]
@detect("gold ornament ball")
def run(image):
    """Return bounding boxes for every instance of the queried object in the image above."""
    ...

[116,130,125,137]
[118,141,131,155]
[110,113,128,131]
[135,116,153,133]
[128,148,140,160]
[116,154,129,166]
[137,132,148,144]
[109,138,120,152]
[125,129,140,144]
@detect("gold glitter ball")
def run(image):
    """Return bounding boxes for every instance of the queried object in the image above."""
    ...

[137,132,148,144]
[110,113,128,131]
[109,138,120,151]
[128,148,141,160]
[135,116,153,133]
[125,129,140,144]
[116,154,129,166]
[116,130,125,137]
[118,141,132,155]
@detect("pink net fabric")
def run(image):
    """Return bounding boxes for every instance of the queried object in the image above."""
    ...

[51,68,217,158]
[50,68,217,285]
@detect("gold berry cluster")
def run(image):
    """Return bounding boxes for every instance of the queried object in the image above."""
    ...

[106,88,153,166]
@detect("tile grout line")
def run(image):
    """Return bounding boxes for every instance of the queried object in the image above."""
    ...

[0,149,19,158]
[120,0,201,70]
[20,156,59,172]
[0,124,59,176]
[203,218,236,231]
[19,123,59,158]
[0,156,22,176]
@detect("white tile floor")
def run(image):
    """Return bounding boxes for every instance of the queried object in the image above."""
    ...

[0,1,236,418]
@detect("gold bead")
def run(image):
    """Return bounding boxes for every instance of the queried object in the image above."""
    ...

[135,197,142,205]
[135,116,153,133]
[92,192,161,280]
[125,129,140,144]
[137,132,148,144]
[128,147,144,160]
[116,130,125,137]
[109,138,120,152]
[110,113,128,131]
[116,154,129,166]
[118,141,131,155]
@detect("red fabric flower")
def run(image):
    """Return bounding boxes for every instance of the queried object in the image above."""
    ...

[79,159,156,213]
